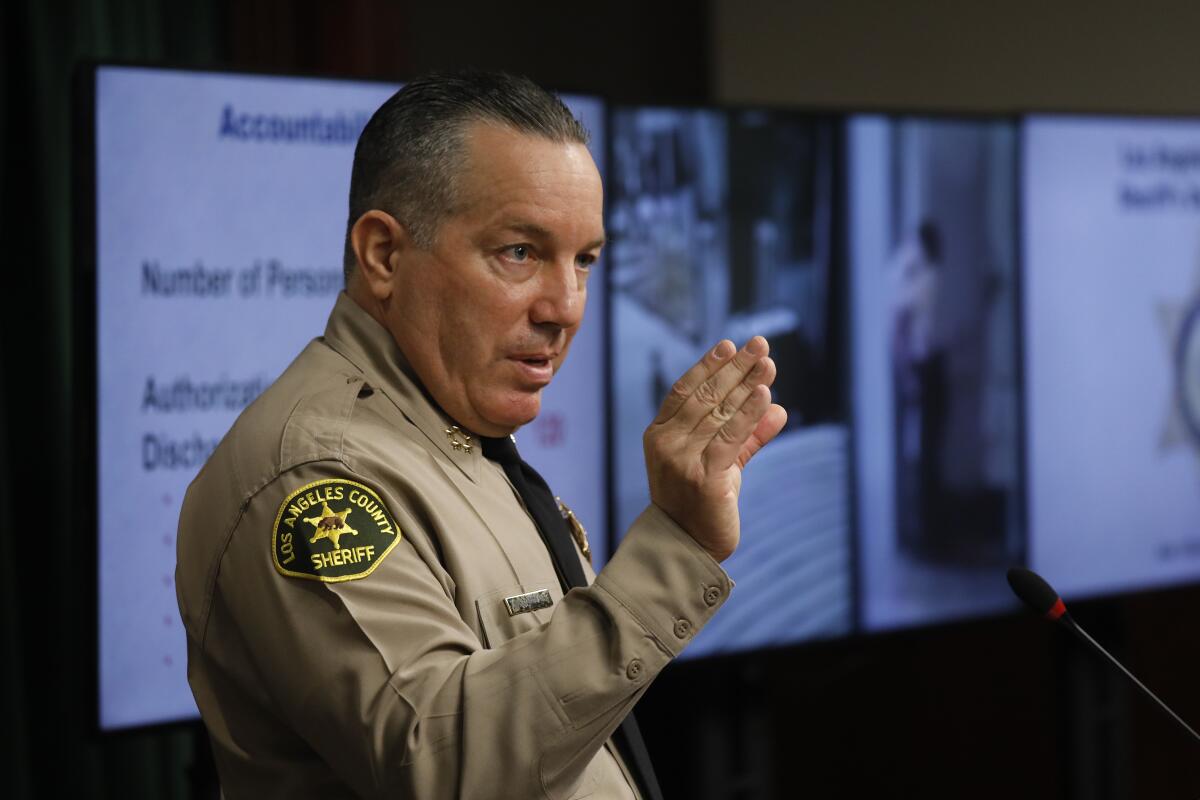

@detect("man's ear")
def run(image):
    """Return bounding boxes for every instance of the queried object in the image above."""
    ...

[349,210,408,300]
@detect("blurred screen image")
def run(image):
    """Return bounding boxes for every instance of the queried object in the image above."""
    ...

[90,67,1200,726]
[849,116,1024,631]
[609,107,852,657]
[1023,116,1200,599]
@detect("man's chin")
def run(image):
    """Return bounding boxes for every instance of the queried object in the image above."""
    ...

[474,391,542,436]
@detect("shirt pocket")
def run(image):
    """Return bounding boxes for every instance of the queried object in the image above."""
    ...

[474,580,563,649]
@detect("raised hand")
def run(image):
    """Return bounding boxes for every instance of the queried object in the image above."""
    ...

[643,337,788,562]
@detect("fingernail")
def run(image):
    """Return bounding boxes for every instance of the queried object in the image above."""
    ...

[752,360,765,376]
[712,341,734,359]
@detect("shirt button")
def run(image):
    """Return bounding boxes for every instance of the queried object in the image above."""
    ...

[673,618,693,639]
[703,586,721,607]
[626,659,644,680]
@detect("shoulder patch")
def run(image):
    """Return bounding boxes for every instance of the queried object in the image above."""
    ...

[272,478,401,582]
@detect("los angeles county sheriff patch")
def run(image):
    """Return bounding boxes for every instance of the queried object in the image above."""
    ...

[272,478,400,582]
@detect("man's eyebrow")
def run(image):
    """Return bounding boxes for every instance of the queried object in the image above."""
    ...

[498,220,606,250]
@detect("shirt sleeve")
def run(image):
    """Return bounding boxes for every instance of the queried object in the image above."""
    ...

[209,460,732,800]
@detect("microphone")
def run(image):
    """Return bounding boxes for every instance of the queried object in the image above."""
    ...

[1006,567,1200,746]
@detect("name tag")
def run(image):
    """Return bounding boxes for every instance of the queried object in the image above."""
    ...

[504,588,553,617]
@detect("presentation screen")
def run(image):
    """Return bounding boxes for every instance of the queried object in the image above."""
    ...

[89,65,607,730]
[1023,115,1200,600]
[608,107,853,658]
[848,115,1024,632]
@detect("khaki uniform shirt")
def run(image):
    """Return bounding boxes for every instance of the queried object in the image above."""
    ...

[176,293,732,799]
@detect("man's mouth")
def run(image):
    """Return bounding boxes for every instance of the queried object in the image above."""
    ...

[508,353,556,384]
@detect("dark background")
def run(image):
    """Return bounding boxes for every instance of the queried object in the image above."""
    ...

[3,1,1199,797]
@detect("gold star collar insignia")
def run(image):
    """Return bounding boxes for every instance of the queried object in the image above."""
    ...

[445,425,474,454]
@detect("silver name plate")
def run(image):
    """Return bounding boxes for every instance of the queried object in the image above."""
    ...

[504,588,553,617]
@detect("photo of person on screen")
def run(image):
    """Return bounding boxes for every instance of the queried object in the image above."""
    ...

[881,122,1021,569]
[851,116,1024,630]
[889,220,948,556]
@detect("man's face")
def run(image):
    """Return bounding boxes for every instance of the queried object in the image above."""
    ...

[384,123,604,436]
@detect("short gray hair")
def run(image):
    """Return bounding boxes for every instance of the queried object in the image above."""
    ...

[343,70,590,281]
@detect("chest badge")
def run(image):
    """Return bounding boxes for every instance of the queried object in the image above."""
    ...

[555,497,592,564]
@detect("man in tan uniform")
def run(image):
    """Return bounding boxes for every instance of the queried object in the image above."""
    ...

[176,72,786,799]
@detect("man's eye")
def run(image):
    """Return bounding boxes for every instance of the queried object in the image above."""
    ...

[505,244,531,262]
[576,254,596,270]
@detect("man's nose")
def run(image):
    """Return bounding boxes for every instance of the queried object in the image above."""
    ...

[530,259,586,329]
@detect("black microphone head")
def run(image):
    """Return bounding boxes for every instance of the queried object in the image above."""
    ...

[1007,566,1068,621]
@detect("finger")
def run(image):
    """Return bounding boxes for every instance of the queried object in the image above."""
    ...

[675,336,769,430]
[736,404,788,469]
[702,383,774,471]
[694,356,776,437]
[653,339,734,424]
